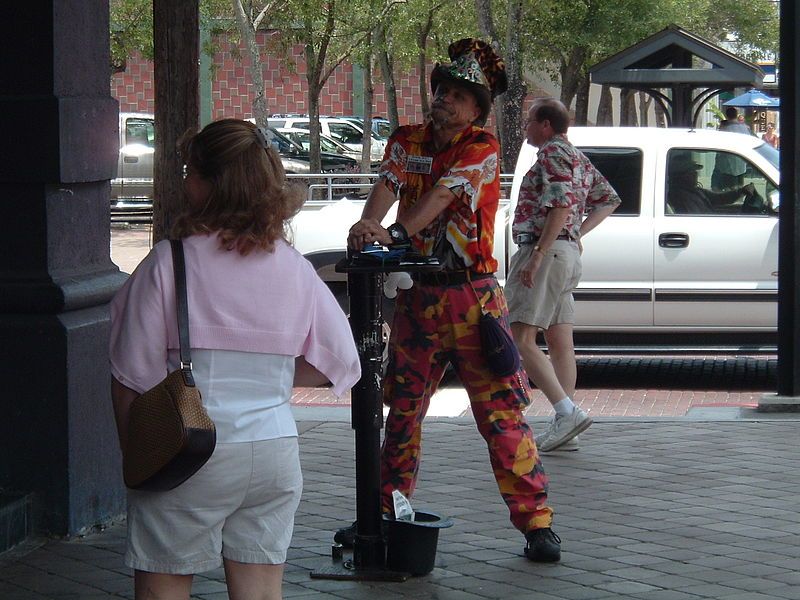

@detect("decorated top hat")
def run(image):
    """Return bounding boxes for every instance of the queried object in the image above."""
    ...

[430,38,508,125]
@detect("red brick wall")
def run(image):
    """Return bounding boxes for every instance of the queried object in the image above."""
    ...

[111,32,430,125]
[112,52,155,113]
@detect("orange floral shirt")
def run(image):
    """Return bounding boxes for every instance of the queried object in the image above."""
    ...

[379,123,500,273]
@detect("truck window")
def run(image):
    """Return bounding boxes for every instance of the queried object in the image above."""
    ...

[579,148,642,216]
[666,149,776,216]
[328,122,363,144]
[125,118,154,148]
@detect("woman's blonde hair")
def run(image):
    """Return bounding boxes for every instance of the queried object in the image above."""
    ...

[172,119,305,255]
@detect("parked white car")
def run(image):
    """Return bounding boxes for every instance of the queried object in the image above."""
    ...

[290,127,780,351]
[269,116,387,162]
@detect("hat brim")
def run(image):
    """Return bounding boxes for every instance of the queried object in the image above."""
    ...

[430,66,492,124]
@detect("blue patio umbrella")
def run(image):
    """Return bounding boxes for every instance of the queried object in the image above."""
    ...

[723,89,780,108]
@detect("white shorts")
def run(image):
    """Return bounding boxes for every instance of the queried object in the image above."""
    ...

[125,436,303,574]
[506,240,582,329]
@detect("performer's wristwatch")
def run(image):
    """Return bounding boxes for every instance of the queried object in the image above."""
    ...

[387,222,409,244]
[533,244,544,254]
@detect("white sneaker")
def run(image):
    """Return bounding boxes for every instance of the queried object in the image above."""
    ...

[540,435,579,452]
[536,420,580,452]
[536,408,592,452]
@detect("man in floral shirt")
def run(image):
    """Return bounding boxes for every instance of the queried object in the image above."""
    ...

[343,40,562,563]
[506,98,620,453]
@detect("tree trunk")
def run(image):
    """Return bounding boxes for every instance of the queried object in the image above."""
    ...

[475,0,498,41]
[574,73,590,126]
[307,86,321,173]
[638,91,651,127]
[620,88,638,126]
[232,0,268,128]
[305,38,323,173]
[654,98,667,127]
[376,25,399,129]
[499,0,525,173]
[152,0,199,244]
[559,47,587,111]
[416,15,434,121]
[559,70,576,110]
[596,84,613,126]
[361,43,374,172]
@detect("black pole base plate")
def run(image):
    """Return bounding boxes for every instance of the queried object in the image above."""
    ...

[310,559,409,582]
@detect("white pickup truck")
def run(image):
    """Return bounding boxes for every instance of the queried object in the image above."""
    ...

[290,127,780,351]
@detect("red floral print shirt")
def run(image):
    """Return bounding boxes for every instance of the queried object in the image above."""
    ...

[379,122,500,273]
[512,134,620,239]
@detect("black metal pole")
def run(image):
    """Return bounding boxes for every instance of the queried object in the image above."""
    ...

[776,0,800,399]
[347,271,386,568]
[312,252,438,581]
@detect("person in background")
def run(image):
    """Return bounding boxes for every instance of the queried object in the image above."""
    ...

[712,107,752,190]
[110,119,360,600]
[505,98,620,453]
[342,38,561,563]
[763,122,780,149]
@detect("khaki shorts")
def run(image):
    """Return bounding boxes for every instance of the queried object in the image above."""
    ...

[506,240,582,329]
[125,436,303,574]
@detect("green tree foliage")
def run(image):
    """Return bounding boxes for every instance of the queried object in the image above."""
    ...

[387,0,478,118]
[522,0,666,120]
[673,0,779,60]
[521,0,778,124]
[110,0,235,72]
[110,0,153,71]
[271,0,363,170]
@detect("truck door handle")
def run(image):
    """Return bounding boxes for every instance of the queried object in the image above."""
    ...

[123,156,139,163]
[659,232,689,248]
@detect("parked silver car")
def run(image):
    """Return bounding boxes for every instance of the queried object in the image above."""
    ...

[111,113,359,219]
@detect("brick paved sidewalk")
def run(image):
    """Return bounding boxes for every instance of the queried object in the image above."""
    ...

[2,417,798,599]
[292,385,769,419]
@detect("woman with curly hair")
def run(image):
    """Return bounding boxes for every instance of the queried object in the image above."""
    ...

[109,119,360,600]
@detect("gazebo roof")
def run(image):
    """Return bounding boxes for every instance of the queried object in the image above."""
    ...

[590,24,763,88]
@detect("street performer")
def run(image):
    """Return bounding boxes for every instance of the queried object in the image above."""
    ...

[342,38,560,562]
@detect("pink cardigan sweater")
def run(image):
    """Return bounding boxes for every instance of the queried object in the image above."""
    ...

[110,234,360,397]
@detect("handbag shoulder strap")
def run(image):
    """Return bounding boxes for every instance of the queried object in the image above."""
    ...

[170,239,195,386]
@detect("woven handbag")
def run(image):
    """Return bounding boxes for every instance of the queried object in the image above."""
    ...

[122,240,216,491]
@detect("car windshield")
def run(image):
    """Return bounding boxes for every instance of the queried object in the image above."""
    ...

[265,127,303,154]
[754,141,779,169]
[321,136,349,154]
[287,130,349,154]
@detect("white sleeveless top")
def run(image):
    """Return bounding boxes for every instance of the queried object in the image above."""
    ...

[168,348,297,443]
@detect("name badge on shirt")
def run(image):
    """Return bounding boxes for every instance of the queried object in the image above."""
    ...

[406,155,433,174]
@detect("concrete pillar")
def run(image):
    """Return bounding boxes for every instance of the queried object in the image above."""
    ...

[0,2,128,534]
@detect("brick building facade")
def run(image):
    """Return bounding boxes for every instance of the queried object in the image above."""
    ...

[112,32,429,125]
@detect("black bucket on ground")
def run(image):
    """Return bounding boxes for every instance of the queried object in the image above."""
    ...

[384,511,453,576]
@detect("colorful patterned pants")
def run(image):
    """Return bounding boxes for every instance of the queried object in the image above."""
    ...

[380,275,554,533]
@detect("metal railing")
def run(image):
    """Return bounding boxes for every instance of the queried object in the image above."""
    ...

[111,173,515,222]
[287,172,515,205]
